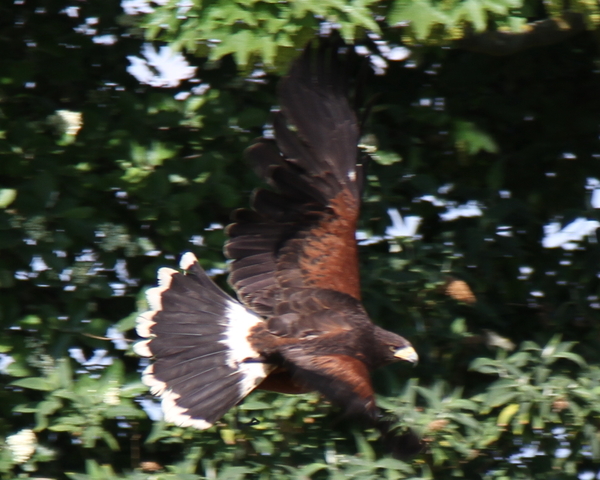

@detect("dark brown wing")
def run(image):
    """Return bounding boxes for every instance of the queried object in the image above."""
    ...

[281,351,377,420]
[226,39,364,319]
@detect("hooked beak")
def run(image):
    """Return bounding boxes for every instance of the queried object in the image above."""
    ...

[394,346,418,364]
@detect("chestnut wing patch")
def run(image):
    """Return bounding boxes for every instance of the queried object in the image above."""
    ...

[226,42,364,317]
[282,349,377,420]
[279,189,360,300]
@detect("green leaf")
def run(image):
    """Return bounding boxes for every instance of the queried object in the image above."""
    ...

[372,150,402,166]
[103,404,146,419]
[49,424,78,432]
[451,317,467,334]
[57,358,73,389]
[375,457,413,473]
[0,188,17,208]
[218,466,253,480]
[497,403,520,427]
[506,351,531,368]
[239,400,273,410]
[298,463,330,477]
[517,401,531,425]
[82,425,104,448]
[551,351,587,368]
[389,0,450,40]
[38,397,63,416]
[487,388,518,408]
[353,430,375,462]
[450,413,481,430]
[101,431,120,451]
[469,357,499,374]
[11,377,55,391]
[532,414,544,430]
[481,0,511,15]
[461,0,487,31]
[454,120,498,154]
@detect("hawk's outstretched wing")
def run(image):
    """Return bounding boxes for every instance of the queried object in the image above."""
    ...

[226,40,365,317]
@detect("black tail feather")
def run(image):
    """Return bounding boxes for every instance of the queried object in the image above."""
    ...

[135,253,272,429]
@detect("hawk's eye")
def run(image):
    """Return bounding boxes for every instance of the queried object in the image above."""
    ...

[389,346,396,352]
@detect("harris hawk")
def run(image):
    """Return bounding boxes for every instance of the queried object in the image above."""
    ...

[134,39,418,431]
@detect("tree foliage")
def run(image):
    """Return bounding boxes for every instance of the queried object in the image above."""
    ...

[1,0,600,479]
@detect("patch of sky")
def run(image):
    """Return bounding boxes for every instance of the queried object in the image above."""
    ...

[386,46,411,61]
[127,44,196,88]
[206,267,227,277]
[137,398,163,421]
[190,235,204,246]
[496,226,512,237]
[106,327,128,350]
[175,0,193,16]
[69,348,113,369]
[354,35,410,75]
[115,259,137,286]
[506,427,596,478]
[359,192,488,246]
[0,353,15,374]
[555,447,571,458]
[356,208,421,246]
[440,201,483,221]
[174,91,191,101]
[386,209,421,237]
[509,442,542,464]
[62,6,79,17]
[59,269,72,282]
[589,295,600,309]
[540,178,600,249]
[110,283,127,296]
[74,17,97,36]
[75,249,97,262]
[121,0,168,15]
[419,195,483,221]
[93,35,117,45]
[542,218,599,250]
[587,177,600,208]
[175,83,210,100]
[518,266,533,280]
[30,255,49,272]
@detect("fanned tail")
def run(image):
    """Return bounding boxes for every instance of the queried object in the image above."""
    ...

[134,253,272,429]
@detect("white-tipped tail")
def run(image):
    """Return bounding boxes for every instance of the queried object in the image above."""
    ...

[134,253,272,429]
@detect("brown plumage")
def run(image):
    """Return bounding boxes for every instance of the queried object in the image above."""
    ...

[134,38,418,431]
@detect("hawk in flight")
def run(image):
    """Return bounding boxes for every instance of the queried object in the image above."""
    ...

[135,40,418,430]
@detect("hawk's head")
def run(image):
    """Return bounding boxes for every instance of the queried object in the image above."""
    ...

[373,327,418,368]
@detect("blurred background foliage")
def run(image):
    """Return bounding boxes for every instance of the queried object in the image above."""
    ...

[1,0,600,478]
